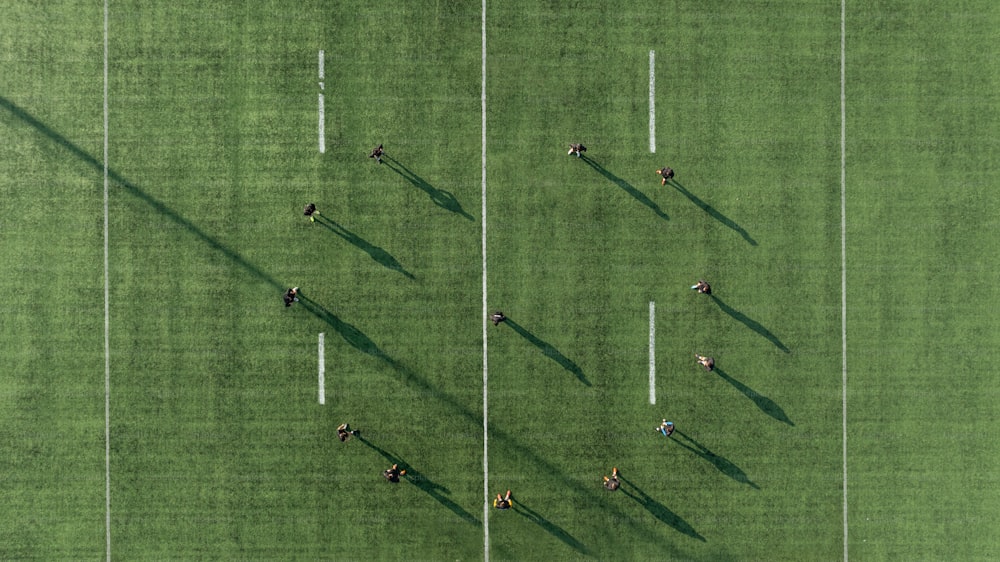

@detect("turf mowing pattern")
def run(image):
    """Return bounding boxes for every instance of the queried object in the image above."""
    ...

[1,1,998,561]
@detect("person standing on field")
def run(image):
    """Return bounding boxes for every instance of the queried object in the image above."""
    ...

[603,467,621,491]
[656,420,675,437]
[284,287,299,307]
[691,280,711,295]
[568,143,587,158]
[304,203,319,222]
[696,354,715,372]
[337,423,357,442]
[369,143,384,164]
[493,489,513,509]
[383,463,405,482]
[656,167,674,185]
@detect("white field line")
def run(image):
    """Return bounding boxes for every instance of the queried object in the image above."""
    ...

[649,301,656,404]
[318,50,325,154]
[481,0,490,558]
[649,50,655,153]
[103,0,111,558]
[841,0,849,558]
[318,93,325,153]
[318,333,325,405]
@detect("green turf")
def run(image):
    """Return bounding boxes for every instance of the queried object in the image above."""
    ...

[1,0,998,560]
[847,2,1000,560]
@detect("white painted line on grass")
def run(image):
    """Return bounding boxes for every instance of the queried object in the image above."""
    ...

[318,50,325,154]
[481,0,490,558]
[840,0,849,558]
[318,93,325,154]
[103,0,111,559]
[318,333,325,405]
[649,301,656,404]
[649,50,656,153]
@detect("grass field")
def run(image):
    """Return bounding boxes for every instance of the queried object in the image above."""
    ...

[1,1,998,560]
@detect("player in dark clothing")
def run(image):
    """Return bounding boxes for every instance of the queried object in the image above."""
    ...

[603,467,621,491]
[283,287,299,307]
[303,203,319,222]
[691,280,712,295]
[337,423,357,442]
[696,354,715,372]
[493,489,513,509]
[491,311,507,326]
[369,143,384,164]
[568,143,587,158]
[383,463,406,483]
[656,167,675,185]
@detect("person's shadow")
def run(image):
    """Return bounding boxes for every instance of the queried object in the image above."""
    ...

[714,368,794,426]
[383,156,474,221]
[580,155,669,220]
[668,179,757,245]
[710,294,790,353]
[617,475,706,541]
[672,430,760,489]
[313,216,415,279]
[513,499,591,555]
[296,294,396,366]
[503,319,590,386]
[356,435,480,525]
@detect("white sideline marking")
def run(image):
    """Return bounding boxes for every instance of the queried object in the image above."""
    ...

[649,301,656,404]
[318,49,325,153]
[481,0,489,558]
[840,0,849,559]
[103,0,111,558]
[318,333,325,405]
[649,50,655,153]
[318,93,325,153]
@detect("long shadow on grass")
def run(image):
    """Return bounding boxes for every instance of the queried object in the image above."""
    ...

[297,295,397,365]
[0,95,406,371]
[617,475,706,541]
[347,355,683,551]
[713,368,794,426]
[668,179,756,245]
[0,98,683,551]
[356,435,480,525]
[0,94,285,290]
[313,215,414,279]
[580,155,669,220]
[709,295,789,353]
[383,155,474,221]
[672,430,760,490]
[514,499,591,555]
[504,319,590,386]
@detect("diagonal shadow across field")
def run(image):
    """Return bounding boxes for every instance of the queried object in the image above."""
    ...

[673,430,760,489]
[669,179,756,245]
[580,155,669,220]
[383,155,474,221]
[617,474,706,541]
[710,295,790,353]
[0,94,388,361]
[1,95,691,557]
[313,215,415,279]
[297,295,398,365]
[514,500,591,555]
[713,368,794,426]
[0,94,286,290]
[504,319,590,386]
[356,435,480,525]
